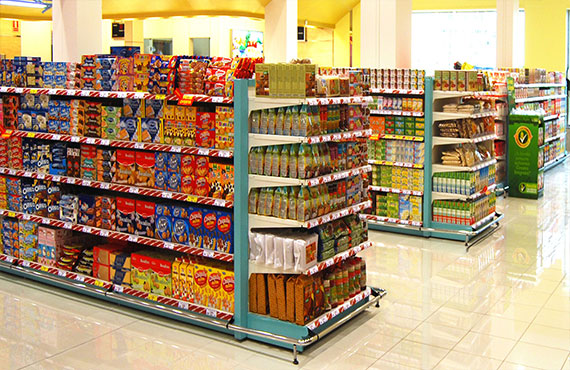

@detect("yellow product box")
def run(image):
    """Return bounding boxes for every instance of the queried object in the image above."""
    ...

[442,70,450,91]
[193,262,209,307]
[457,71,467,91]
[186,107,197,122]
[131,252,152,292]
[172,259,182,300]
[206,266,223,309]
[449,70,457,91]
[219,268,235,313]
[434,70,442,90]
[175,106,186,121]
[184,262,195,303]
[164,104,176,120]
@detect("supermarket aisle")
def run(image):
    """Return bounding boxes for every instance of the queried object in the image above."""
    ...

[0,163,569,370]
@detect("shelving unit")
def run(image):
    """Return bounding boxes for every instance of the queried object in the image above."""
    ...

[0,80,386,364]
[362,77,503,247]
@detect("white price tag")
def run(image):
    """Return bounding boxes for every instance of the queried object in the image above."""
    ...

[332,134,341,141]
[48,89,58,95]
[205,308,217,317]
[161,191,173,199]
[36,173,45,180]
[52,175,61,182]
[24,171,32,177]
[203,250,214,258]
[100,230,110,237]
[15,88,24,94]
[82,226,92,233]
[81,91,90,97]
[127,235,138,242]
[65,178,76,184]
[134,92,146,99]
[113,285,124,293]
[6,256,14,263]
[21,260,30,267]
[75,275,85,283]
[213,199,226,207]
[178,301,189,310]
[85,138,96,144]
[58,270,67,277]
[100,183,110,189]
[52,134,62,141]
[22,214,31,220]
[63,222,72,229]
[100,92,110,98]
[325,259,334,267]
[100,139,110,146]
[219,150,232,158]
[128,187,139,194]
[163,242,174,250]
[134,142,144,149]
[82,180,92,187]
[197,149,209,156]
[318,317,327,325]
[71,136,80,143]
[212,96,224,103]
[170,146,181,153]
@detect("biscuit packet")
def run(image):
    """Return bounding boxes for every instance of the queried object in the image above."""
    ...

[275,107,284,135]
[249,110,260,133]
[299,105,310,137]
[248,188,260,214]
[283,107,293,136]
[267,109,276,135]
[287,186,298,220]
[271,145,281,177]
[259,109,268,134]
[289,144,299,179]
[279,187,289,219]
[280,145,290,178]
[263,146,273,176]
[296,186,311,221]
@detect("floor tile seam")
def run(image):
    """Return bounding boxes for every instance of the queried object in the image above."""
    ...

[517,277,561,342]
[16,318,140,369]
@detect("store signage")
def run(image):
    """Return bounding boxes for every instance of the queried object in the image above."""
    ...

[508,115,543,199]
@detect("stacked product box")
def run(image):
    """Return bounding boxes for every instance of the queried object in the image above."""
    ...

[94,55,117,92]
[148,55,173,95]
[2,95,19,129]
[38,226,72,267]
[43,62,81,89]
[371,166,424,192]
[116,56,134,92]
[370,68,425,90]
[192,258,234,312]
[177,57,208,95]
[80,55,97,90]
[374,193,422,222]
[255,63,317,98]
[131,250,178,297]
[432,193,497,225]
[19,220,39,261]
[18,93,49,132]
[0,176,6,209]
[101,105,122,140]
[93,243,131,284]
[163,104,195,146]
[368,140,425,165]
[204,57,232,97]
[134,54,152,92]
[12,56,43,88]
[1,218,19,257]
[372,96,424,113]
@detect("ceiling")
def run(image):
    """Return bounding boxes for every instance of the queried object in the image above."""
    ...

[0,0,360,28]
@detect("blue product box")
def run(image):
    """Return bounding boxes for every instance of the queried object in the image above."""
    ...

[155,152,168,171]
[167,153,180,173]
[155,204,172,242]
[154,170,168,190]
[172,217,190,245]
[166,172,180,192]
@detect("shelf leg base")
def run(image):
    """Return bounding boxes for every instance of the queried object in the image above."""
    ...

[292,345,299,365]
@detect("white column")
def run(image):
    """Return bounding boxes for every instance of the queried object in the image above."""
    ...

[52,0,102,62]
[264,0,297,63]
[361,0,412,68]
[496,0,519,68]
[123,20,144,50]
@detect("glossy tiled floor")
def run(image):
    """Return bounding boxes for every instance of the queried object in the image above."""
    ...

[1,162,569,370]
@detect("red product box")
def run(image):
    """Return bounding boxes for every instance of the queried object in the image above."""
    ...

[116,197,135,234]
[181,175,195,194]
[181,155,195,176]
[93,243,129,265]
[93,262,111,281]
[135,199,155,238]
[195,129,215,148]
[194,156,209,178]
[135,151,156,188]
[116,150,136,185]
[196,112,215,130]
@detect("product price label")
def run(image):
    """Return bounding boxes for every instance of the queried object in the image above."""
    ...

[80,90,90,97]
[94,280,105,287]
[134,143,144,149]
[307,267,318,275]
[99,92,110,98]
[318,317,327,326]
[325,259,334,267]
[48,89,58,95]
[197,148,209,156]
[29,89,38,94]
[128,187,139,194]
[147,294,158,301]
[100,140,110,146]
[82,226,92,234]
[21,260,30,267]
[178,301,189,310]
[82,180,92,187]
[85,138,96,144]
[170,146,181,153]
[113,285,123,293]
[63,222,72,229]
[100,183,110,190]
[58,270,67,277]
[24,171,32,177]
[40,266,49,272]
[127,235,138,242]
[155,94,166,100]
[213,199,226,207]
[219,150,232,158]
[187,195,198,203]
[133,92,146,99]
[71,136,80,142]
[211,96,224,103]
[64,178,76,184]
[100,230,110,237]
[163,242,174,250]
[52,176,61,182]
[5,256,14,263]
[7,211,15,217]
[161,191,173,199]
[22,214,31,220]
[205,308,217,317]
[36,173,45,180]
[203,250,214,258]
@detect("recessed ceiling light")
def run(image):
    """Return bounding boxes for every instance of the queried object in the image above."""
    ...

[0,0,44,8]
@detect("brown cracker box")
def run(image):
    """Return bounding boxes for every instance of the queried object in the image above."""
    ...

[295,275,314,325]
[249,273,258,313]
[135,199,155,238]
[135,151,155,188]
[256,273,267,314]
[171,259,181,300]
[275,274,287,320]
[115,150,136,185]
[267,274,278,318]
[93,262,111,281]
[286,276,296,322]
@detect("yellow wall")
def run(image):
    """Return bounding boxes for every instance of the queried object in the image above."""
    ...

[298,27,333,66]
[0,19,21,58]
[20,21,52,61]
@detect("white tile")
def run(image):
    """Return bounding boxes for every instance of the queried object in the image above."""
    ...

[506,342,569,370]
[519,322,570,351]
[454,331,517,361]
[471,315,530,340]
[434,350,502,370]
[379,339,449,369]
[406,322,468,350]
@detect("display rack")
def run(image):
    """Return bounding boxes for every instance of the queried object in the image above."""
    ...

[0,80,386,364]
[363,77,503,247]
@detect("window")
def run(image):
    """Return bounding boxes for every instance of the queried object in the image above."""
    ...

[412,9,525,73]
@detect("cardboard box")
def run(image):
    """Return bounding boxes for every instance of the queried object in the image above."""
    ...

[131,252,152,292]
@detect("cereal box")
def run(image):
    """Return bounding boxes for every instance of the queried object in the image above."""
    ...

[123,98,144,117]
[149,253,175,297]
[202,210,217,251]
[220,267,234,312]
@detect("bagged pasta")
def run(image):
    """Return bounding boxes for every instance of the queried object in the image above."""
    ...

[283,107,293,136]
[272,187,283,218]
[271,145,281,177]
[263,146,274,176]
[248,188,260,213]
[275,107,285,135]
[279,187,289,219]
[288,186,298,220]
[291,106,300,136]
[289,144,299,178]
[298,143,311,179]
[280,145,290,178]
[250,110,261,133]
[264,188,275,216]
[260,109,269,134]
[296,186,311,221]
